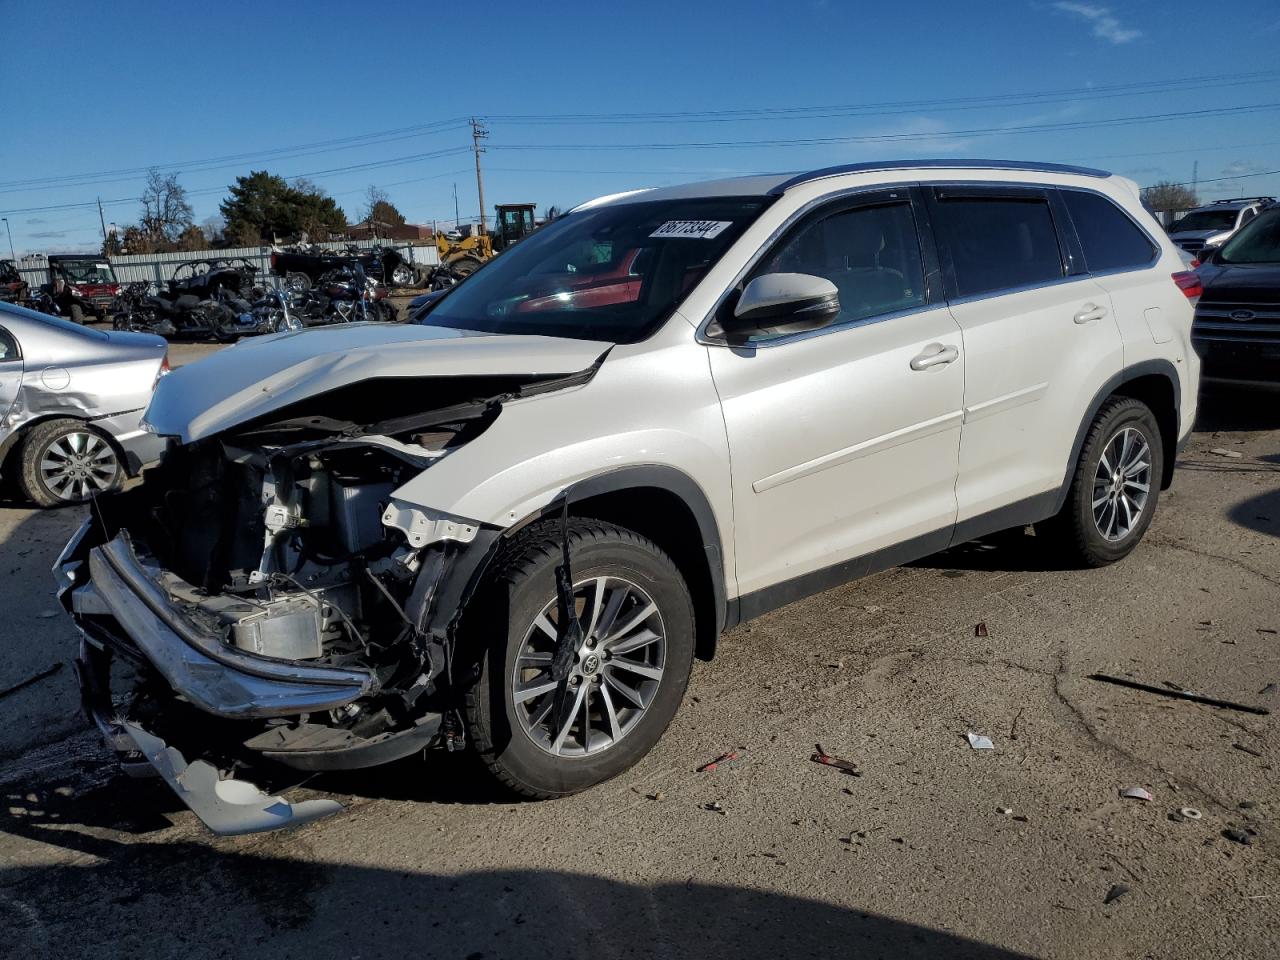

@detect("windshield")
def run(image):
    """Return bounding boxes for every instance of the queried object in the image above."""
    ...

[1169,210,1238,233]
[1218,210,1280,264]
[57,260,116,284]
[417,196,773,342]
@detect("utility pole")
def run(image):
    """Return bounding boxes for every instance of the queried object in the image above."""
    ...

[1191,161,1199,198]
[1,218,14,260]
[453,182,460,227]
[97,197,109,251]
[470,117,489,237]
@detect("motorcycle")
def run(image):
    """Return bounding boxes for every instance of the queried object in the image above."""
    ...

[270,242,417,292]
[287,263,399,326]
[112,259,292,341]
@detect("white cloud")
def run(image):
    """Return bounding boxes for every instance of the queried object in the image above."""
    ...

[1053,2,1142,44]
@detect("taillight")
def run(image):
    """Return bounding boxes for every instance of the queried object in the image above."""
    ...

[270,252,278,270]
[158,353,171,379]
[1171,271,1203,299]
[1189,258,1201,269]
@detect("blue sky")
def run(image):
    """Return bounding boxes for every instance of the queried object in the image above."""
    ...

[3,0,1279,255]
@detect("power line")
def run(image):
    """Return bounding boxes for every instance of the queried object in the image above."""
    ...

[488,102,1280,152]
[0,118,470,193]
[484,70,1280,125]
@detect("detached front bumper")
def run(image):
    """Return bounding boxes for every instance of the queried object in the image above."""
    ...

[68,531,375,719]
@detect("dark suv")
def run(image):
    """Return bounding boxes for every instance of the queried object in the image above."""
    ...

[1192,207,1280,384]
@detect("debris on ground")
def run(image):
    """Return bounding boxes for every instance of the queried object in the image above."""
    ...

[1233,743,1264,758]
[1120,786,1153,802]
[35,609,59,619]
[966,732,995,750]
[1104,883,1131,905]
[1257,629,1277,636]
[810,744,861,776]
[697,751,741,773]
[1239,800,1256,810]
[1178,807,1203,821]
[996,806,1013,815]
[0,661,63,701]
[702,801,726,815]
[1223,828,1253,846]
[1011,814,1030,823]
[1260,683,1278,696]
[1210,448,1244,458]
[1088,673,1271,715]
[975,622,989,638]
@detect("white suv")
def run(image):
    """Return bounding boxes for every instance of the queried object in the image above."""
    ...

[1167,197,1273,259]
[58,160,1199,834]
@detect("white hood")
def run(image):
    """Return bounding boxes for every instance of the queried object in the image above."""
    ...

[145,323,609,442]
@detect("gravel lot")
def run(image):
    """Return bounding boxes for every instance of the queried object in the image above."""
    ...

[0,339,1276,960]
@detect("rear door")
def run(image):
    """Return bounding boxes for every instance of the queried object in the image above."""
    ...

[0,323,23,428]
[708,188,965,600]
[926,185,1123,529]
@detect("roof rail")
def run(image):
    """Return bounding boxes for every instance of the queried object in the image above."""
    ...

[769,159,1111,194]
[1209,196,1275,205]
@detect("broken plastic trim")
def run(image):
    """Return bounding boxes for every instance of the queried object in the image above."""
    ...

[122,721,343,836]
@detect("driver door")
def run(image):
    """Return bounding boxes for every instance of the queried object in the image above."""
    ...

[707,189,965,605]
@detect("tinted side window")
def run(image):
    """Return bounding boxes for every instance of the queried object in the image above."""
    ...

[933,195,1064,298]
[1062,190,1156,273]
[0,328,17,361]
[755,201,926,328]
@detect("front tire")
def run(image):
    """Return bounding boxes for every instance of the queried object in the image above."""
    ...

[464,519,695,798]
[1043,397,1163,567]
[18,419,123,507]
[68,304,86,325]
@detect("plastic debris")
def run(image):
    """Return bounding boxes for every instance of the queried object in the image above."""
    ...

[1120,786,1153,802]
[966,732,995,750]
[1210,448,1243,458]
[697,751,740,773]
[975,622,989,638]
[1104,884,1131,905]
[1088,673,1270,716]
[702,801,726,815]
[996,806,1013,815]
[810,744,861,776]
[1179,807,1203,821]
[1223,828,1253,846]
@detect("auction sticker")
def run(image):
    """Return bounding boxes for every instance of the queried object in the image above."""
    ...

[650,220,733,239]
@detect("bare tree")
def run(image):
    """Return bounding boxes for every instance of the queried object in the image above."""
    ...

[139,168,195,248]
[1140,181,1199,214]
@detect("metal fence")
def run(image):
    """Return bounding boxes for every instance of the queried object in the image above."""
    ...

[15,237,439,288]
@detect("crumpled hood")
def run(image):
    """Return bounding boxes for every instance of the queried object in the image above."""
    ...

[144,322,610,442]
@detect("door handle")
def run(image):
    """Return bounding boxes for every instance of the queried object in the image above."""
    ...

[1073,303,1108,324]
[909,344,959,371]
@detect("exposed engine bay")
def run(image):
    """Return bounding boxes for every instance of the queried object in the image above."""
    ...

[60,368,599,831]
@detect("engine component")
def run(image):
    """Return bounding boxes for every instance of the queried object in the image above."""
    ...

[230,597,325,660]
[331,479,395,554]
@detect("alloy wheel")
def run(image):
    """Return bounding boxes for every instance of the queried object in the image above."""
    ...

[1091,426,1152,542]
[39,431,119,502]
[511,576,667,758]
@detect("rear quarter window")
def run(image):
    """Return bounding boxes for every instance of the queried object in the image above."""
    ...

[932,194,1065,299]
[1062,190,1156,273]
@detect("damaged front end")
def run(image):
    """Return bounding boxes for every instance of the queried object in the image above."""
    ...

[57,370,586,834]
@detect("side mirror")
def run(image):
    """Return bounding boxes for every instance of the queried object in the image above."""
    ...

[1199,243,1220,263]
[717,272,841,339]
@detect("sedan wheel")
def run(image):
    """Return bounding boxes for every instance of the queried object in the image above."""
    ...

[19,420,122,507]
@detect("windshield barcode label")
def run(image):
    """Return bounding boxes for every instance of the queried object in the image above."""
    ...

[650,220,733,239]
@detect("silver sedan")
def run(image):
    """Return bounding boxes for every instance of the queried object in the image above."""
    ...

[0,301,168,506]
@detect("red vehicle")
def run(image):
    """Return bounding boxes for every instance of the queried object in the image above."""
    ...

[511,247,648,314]
[46,254,121,323]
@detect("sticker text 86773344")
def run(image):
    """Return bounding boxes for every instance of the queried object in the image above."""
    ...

[649,220,733,239]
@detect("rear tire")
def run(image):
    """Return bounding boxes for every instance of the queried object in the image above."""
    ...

[285,272,311,293]
[451,257,482,278]
[68,304,85,325]
[18,419,123,507]
[1041,397,1163,567]
[463,519,695,799]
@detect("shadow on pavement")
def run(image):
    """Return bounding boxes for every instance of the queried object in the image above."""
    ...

[0,780,1033,960]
